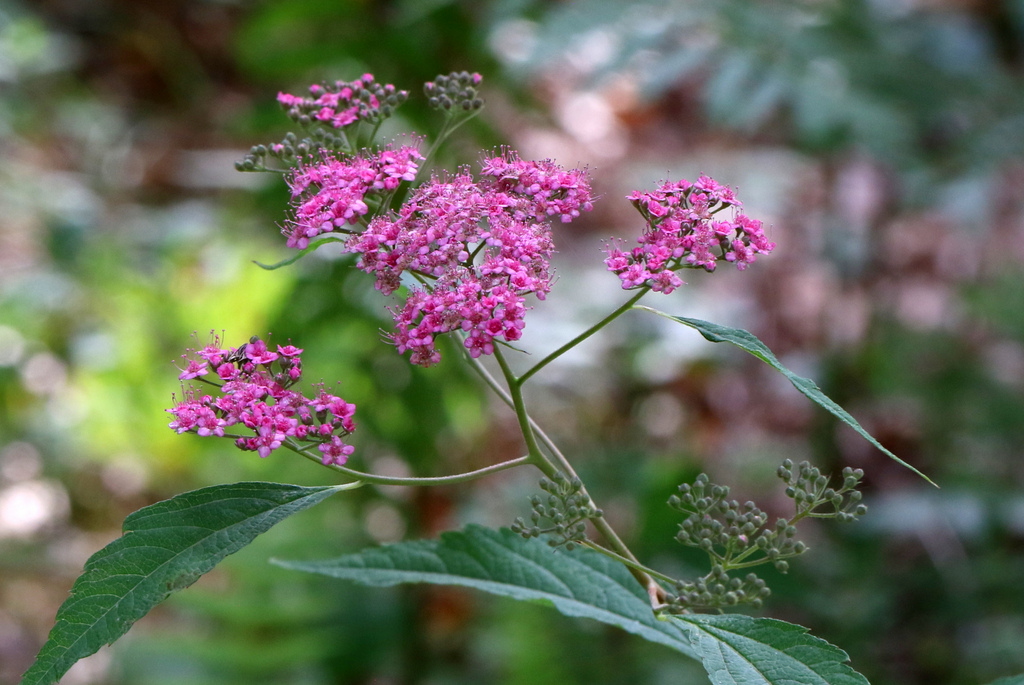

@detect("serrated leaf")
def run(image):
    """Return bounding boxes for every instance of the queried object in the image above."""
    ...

[676,614,869,685]
[21,481,353,685]
[272,524,698,659]
[637,308,935,486]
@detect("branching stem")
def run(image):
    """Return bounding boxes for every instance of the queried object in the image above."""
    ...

[462,320,668,604]
[285,440,528,486]
[518,288,649,385]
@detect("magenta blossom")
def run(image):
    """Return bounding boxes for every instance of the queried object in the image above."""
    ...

[167,335,355,466]
[605,175,775,294]
[345,151,593,367]
[284,144,424,249]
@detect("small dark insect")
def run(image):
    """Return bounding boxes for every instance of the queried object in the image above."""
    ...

[224,336,261,365]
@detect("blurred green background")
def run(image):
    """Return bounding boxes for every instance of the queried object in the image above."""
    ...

[2,1,1023,683]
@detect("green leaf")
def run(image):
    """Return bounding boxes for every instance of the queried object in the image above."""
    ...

[637,307,936,486]
[21,481,353,685]
[272,524,698,660]
[676,614,869,685]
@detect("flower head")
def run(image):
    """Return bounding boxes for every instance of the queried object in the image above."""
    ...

[284,144,424,249]
[606,175,774,293]
[345,151,593,366]
[167,335,356,464]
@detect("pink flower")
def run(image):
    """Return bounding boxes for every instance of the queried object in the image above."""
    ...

[345,152,592,367]
[168,391,205,433]
[480,150,594,223]
[194,406,226,437]
[284,145,424,249]
[167,336,357,464]
[318,436,355,466]
[606,176,774,292]
[245,339,279,365]
[216,363,239,381]
[177,358,208,380]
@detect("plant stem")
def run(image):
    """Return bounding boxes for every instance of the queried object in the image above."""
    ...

[466,340,668,604]
[491,346,557,476]
[581,540,676,585]
[285,440,529,486]
[517,288,649,386]
[415,109,483,184]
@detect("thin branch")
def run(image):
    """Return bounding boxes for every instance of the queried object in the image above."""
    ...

[518,288,649,385]
[285,441,529,486]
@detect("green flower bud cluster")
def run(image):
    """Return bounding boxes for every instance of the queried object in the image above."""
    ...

[236,130,351,172]
[511,472,603,550]
[662,462,868,612]
[344,78,409,123]
[424,71,484,112]
[777,459,868,522]
[668,473,778,565]
[665,564,771,613]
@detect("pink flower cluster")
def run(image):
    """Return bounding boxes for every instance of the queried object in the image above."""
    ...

[605,175,775,294]
[284,145,423,249]
[345,151,593,366]
[277,74,406,129]
[480,154,593,223]
[168,335,356,466]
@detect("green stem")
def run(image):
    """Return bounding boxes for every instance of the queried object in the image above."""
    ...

[365,119,384,149]
[491,347,556,476]
[412,108,483,186]
[439,108,482,143]
[581,541,677,586]
[517,288,649,386]
[284,440,529,486]
[467,359,563,463]
[464,341,667,603]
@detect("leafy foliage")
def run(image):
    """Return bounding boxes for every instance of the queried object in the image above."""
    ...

[21,482,350,685]
[276,525,871,684]
[274,524,698,660]
[680,615,869,685]
[643,309,935,485]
